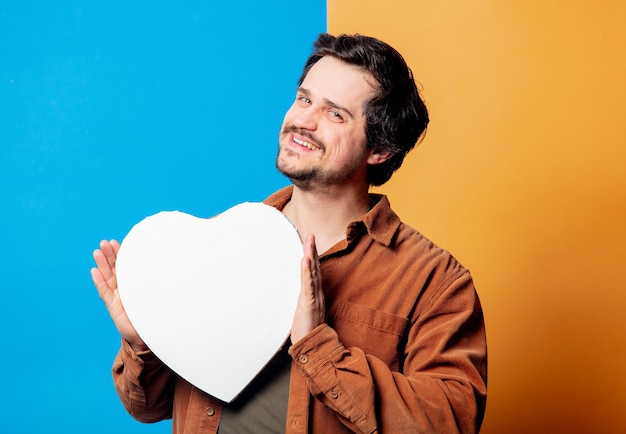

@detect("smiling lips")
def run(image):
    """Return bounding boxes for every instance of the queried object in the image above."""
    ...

[292,135,321,151]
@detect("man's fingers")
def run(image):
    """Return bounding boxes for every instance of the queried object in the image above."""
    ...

[302,235,324,318]
[91,266,115,307]
[94,240,119,289]
[301,235,319,288]
[301,255,311,283]
[292,235,326,343]
[100,240,118,268]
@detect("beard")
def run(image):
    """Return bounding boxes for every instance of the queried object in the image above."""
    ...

[276,126,366,192]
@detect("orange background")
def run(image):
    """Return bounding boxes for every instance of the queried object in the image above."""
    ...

[329,1,626,433]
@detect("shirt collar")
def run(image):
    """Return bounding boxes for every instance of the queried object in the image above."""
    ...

[263,185,401,247]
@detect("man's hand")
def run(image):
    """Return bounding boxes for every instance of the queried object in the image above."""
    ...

[91,239,148,352]
[291,235,325,344]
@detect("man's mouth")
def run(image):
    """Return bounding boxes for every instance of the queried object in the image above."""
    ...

[293,135,320,151]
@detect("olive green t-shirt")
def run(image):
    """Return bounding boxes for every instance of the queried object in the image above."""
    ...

[218,341,291,433]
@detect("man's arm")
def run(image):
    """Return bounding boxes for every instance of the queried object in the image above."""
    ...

[112,338,176,423]
[92,239,175,422]
[290,240,487,433]
[91,239,148,351]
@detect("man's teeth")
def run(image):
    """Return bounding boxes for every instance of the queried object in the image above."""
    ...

[293,137,319,150]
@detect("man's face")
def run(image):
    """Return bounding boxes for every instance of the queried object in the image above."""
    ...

[277,56,379,191]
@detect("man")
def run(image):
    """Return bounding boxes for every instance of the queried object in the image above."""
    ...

[92,33,487,433]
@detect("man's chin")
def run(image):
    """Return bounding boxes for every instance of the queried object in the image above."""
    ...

[276,166,317,191]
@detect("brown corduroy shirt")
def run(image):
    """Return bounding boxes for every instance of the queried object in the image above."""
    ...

[112,186,487,433]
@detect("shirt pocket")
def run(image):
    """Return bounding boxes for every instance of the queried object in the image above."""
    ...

[331,300,409,371]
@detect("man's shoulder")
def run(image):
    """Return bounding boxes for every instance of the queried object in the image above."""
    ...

[393,219,470,276]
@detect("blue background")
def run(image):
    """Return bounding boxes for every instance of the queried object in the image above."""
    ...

[0,2,325,432]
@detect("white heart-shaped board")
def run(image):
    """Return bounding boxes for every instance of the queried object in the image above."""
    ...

[116,202,302,402]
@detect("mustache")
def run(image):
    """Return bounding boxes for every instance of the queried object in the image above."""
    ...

[282,125,325,151]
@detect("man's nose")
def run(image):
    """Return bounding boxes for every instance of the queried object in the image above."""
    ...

[292,107,318,131]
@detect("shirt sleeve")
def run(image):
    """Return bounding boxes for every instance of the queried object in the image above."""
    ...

[288,270,487,434]
[112,338,176,423]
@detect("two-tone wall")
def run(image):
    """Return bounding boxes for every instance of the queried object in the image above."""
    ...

[3,1,624,432]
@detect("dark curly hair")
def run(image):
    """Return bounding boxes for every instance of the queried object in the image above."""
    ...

[298,33,429,186]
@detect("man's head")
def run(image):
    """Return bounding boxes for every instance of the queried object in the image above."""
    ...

[296,33,429,186]
[277,54,378,192]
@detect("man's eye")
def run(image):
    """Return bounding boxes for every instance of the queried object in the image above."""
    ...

[297,96,311,104]
[328,110,344,122]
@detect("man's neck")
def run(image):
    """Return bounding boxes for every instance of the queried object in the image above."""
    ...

[283,184,371,255]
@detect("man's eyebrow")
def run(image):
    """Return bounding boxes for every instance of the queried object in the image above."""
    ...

[297,86,355,119]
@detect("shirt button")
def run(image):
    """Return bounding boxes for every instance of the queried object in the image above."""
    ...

[299,354,309,364]
[331,391,339,399]
[206,407,215,416]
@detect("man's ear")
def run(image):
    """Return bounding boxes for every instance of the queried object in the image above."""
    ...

[367,149,393,165]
